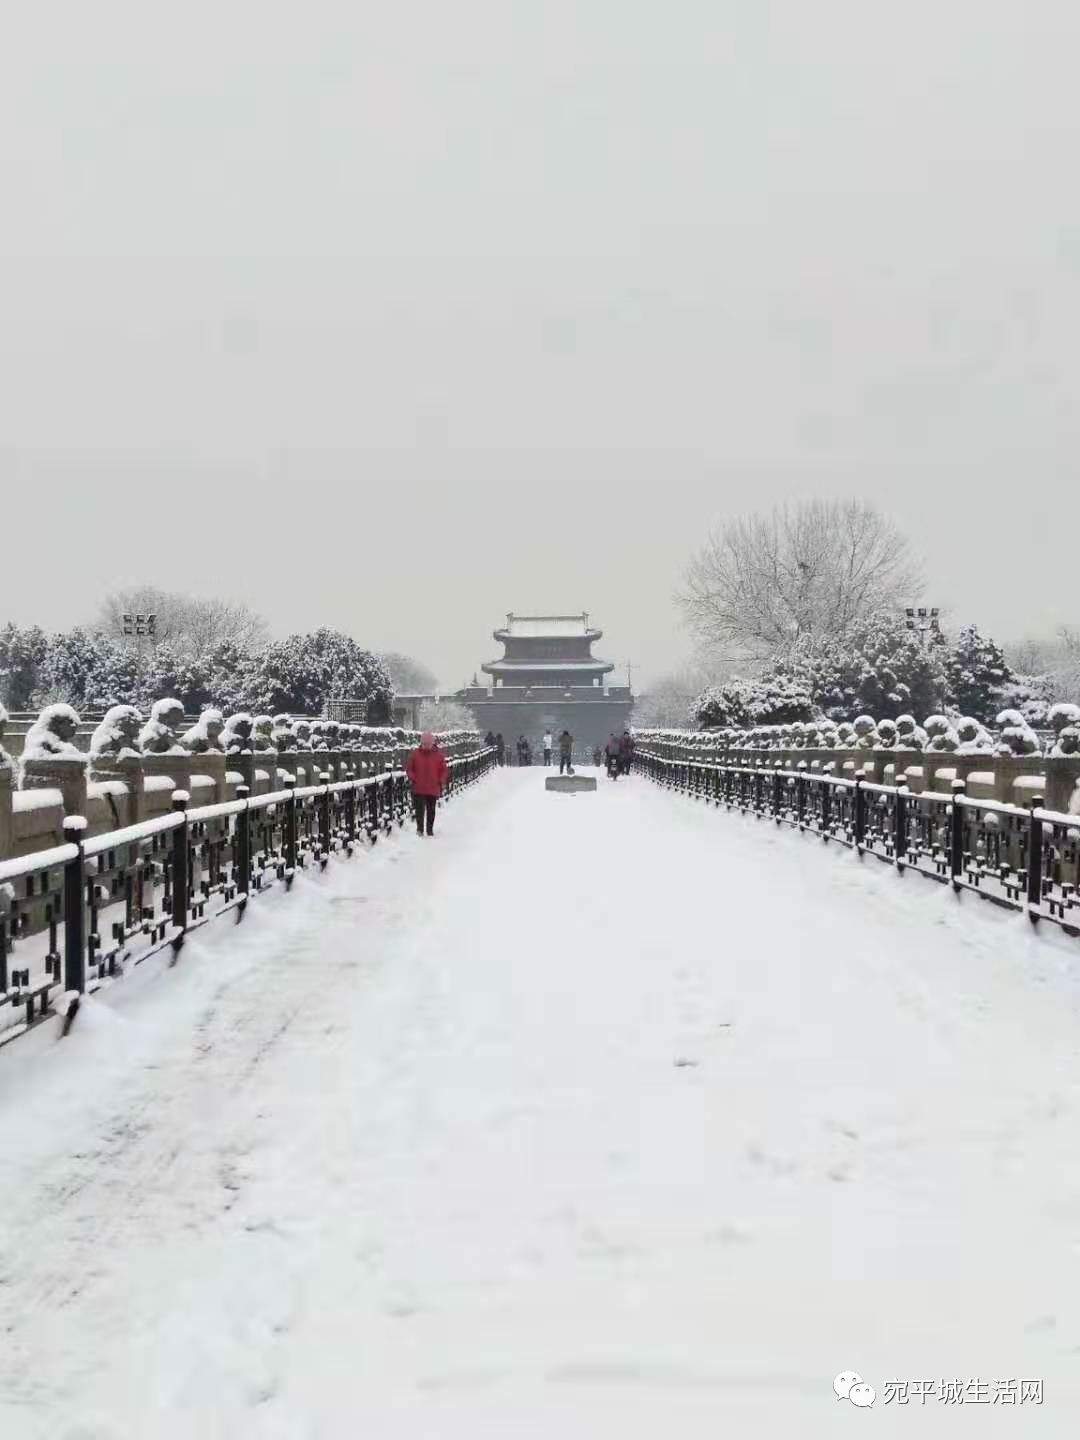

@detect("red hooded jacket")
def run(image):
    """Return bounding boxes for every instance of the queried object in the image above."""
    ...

[406,744,448,797]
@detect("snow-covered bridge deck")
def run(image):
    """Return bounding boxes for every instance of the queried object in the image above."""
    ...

[2,769,1079,1436]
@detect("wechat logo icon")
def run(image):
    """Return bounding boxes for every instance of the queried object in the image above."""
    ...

[834,1371,876,1408]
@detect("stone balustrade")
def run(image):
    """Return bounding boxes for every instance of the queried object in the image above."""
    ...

[0,720,480,862]
[637,734,1080,816]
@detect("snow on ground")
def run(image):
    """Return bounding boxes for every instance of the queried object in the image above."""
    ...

[1,768,1080,1438]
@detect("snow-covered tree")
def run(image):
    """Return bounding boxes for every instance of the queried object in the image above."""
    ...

[789,611,947,722]
[35,629,139,711]
[944,625,1013,722]
[0,623,49,709]
[243,629,393,721]
[997,674,1053,727]
[694,672,816,729]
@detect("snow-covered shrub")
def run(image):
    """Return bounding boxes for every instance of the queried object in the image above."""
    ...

[138,698,186,755]
[852,715,877,749]
[875,718,898,750]
[1048,703,1080,741]
[181,707,225,754]
[994,708,1041,756]
[23,703,84,760]
[270,714,296,753]
[253,715,276,752]
[90,705,143,760]
[954,716,993,755]
[1052,725,1080,758]
[835,721,856,748]
[894,714,924,750]
[292,719,312,752]
[923,715,959,753]
[221,712,254,754]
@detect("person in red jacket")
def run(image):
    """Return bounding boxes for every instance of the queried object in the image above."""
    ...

[406,731,448,837]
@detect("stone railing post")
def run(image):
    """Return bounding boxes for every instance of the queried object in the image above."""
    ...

[89,752,146,825]
[1045,756,1080,816]
[189,750,228,805]
[21,754,89,821]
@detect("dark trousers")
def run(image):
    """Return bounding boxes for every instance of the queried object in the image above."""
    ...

[543,748,552,766]
[413,793,437,834]
[559,754,572,773]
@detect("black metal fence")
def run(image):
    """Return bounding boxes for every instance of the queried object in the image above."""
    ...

[633,748,1080,937]
[0,748,495,1045]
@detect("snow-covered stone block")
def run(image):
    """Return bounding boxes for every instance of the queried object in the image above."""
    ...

[545,775,597,794]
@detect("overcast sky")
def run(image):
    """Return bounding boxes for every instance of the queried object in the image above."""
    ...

[2,2,1078,689]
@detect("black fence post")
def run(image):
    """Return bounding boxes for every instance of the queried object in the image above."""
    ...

[772,771,783,821]
[796,766,807,828]
[319,772,332,867]
[235,785,252,897]
[1026,794,1045,919]
[853,776,866,850]
[949,779,966,886]
[820,776,832,836]
[170,792,190,942]
[62,816,87,995]
[894,780,909,865]
[344,778,357,850]
[284,775,299,878]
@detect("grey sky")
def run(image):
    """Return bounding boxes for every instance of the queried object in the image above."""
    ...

[2,2,1078,689]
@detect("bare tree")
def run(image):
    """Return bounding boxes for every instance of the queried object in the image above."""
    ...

[677,500,923,662]
[380,652,439,694]
[1007,626,1080,701]
[95,586,268,654]
[416,698,474,732]
[634,653,731,727]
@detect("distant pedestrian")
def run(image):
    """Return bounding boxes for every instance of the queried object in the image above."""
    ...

[517,734,529,766]
[484,730,496,754]
[542,730,553,766]
[592,744,603,768]
[618,728,635,776]
[406,731,448,837]
[495,733,505,766]
[604,732,621,779]
[558,729,574,774]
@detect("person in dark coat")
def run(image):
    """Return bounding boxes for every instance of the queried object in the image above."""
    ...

[592,744,603,767]
[484,730,496,753]
[495,733,505,766]
[516,734,529,766]
[618,728,635,775]
[406,730,448,836]
[604,732,621,778]
[558,729,574,774]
